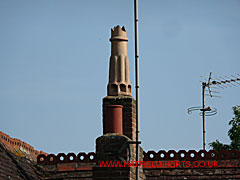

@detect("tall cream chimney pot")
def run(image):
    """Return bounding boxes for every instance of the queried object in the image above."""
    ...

[107,25,131,96]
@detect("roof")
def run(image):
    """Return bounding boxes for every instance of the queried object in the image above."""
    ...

[0,143,43,180]
[0,131,94,180]
[1,130,240,180]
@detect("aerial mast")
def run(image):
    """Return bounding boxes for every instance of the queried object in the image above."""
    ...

[134,0,140,179]
[188,72,240,150]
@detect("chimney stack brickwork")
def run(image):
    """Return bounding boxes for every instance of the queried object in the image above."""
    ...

[93,134,145,180]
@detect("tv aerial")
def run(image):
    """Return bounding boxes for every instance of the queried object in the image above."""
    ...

[187,72,240,150]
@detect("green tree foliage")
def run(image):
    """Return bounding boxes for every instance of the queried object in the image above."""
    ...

[209,105,240,151]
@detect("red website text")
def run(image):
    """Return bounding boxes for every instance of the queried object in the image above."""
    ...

[99,160,220,168]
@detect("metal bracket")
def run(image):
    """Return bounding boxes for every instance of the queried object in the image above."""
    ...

[117,141,141,162]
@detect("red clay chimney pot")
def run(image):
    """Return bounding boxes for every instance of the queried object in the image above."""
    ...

[104,105,123,134]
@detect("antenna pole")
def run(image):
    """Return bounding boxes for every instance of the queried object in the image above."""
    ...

[202,82,206,150]
[189,72,240,150]
[134,0,140,180]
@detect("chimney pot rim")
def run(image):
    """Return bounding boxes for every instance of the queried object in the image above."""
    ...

[106,105,123,108]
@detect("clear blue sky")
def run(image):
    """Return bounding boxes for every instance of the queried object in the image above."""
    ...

[1,0,239,154]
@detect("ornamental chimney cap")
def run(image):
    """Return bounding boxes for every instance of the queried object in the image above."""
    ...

[110,25,128,42]
[107,25,131,96]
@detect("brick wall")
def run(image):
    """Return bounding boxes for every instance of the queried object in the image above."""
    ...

[36,149,240,180]
[37,152,95,179]
[143,149,240,180]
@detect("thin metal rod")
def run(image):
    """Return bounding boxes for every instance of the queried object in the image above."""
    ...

[202,83,206,150]
[134,0,140,179]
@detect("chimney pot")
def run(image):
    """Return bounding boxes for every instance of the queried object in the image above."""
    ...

[104,105,123,134]
[107,25,131,96]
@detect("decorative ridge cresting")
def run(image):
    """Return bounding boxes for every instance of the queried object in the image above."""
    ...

[0,131,47,161]
[37,152,96,165]
[37,149,240,165]
[143,150,240,161]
